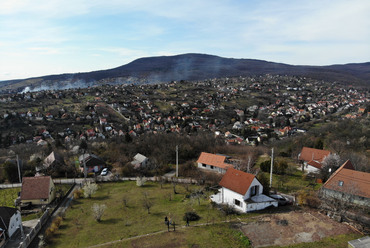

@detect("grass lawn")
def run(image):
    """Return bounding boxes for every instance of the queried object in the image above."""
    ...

[268,170,321,194]
[0,187,20,207]
[113,223,251,248]
[256,156,321,194]
[48,181,254,248]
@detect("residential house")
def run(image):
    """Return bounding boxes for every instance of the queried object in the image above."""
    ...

[0,207,22,243]
[197,152,233,174]
[131,153,151,169]
[298,147,331,173]
[79,154,106,173]
[20,176,56,206]
[210,168,277,212]
[42,151,65,170]
[321,160,370,207]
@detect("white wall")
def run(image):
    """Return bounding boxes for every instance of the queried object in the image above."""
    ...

[305,164,320,173]
[221,187,246,212]
[8,210,22,237]
[246,201,277,212]
[197,163,226,174]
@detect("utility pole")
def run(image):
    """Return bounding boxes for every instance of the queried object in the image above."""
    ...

[176,145,179,177]
[16,154,22,183]
[83,153,87,184]
[270,148,274,188]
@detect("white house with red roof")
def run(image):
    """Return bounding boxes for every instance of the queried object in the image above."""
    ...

[298,147,331,173]
[197,152,233,174]
[210,168,277,212]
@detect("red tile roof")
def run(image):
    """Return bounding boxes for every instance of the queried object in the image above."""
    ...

[299,147,331,163]
[197,152,233,170]
[219,168,255,195]
[307,160,323,169]
[20,176,52,200]
[323,160,370,198]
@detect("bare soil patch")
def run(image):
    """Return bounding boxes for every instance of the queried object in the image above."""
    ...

[240,209,355,247]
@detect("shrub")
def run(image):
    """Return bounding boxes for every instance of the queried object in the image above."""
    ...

[92,203,107,222]
[260,160,271,172]
[136,176,147,187]
[73,189,83,199]
[83,182,98,198]
[183,211,200,221]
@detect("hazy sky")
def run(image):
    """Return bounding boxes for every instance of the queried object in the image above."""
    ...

[1,0,369,81]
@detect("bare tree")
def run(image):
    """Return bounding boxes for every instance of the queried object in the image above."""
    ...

[92,203,107,222]
[191,188,204,206]
[320,154,342,181]
[142,192,154,214]
[83,181,98,198]
[172,181,178,194]
[122,195,129,208]
[136,176,147,187]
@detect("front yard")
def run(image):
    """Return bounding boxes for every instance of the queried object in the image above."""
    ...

[48,181,253,247]
[46,180,361,248]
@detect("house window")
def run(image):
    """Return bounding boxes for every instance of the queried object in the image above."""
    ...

[234,199,241,207]
[210,166,214,169]
[202,164,206,167]
[250,185,259,197]
[338,181,344,186]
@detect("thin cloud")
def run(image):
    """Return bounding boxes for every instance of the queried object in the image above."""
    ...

[0,0,369,80]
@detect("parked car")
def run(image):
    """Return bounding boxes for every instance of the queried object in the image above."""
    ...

[100,168,108,176]
[270,194,289,206]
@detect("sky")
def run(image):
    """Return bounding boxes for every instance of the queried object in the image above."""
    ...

[0,0,369,81]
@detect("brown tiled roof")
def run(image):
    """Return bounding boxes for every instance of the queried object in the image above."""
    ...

[20,176,52,200]
[197,152,233,169]
[307,160,322,169]
[219,168,255,195]
[323,160,370,198]
[299,147,331,163]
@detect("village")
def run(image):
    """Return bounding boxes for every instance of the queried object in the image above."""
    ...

[0,75,368,147]
[0,75,369,248]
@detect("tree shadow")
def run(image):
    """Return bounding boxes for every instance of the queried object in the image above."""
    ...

[93,195,110,201]
[100,218,121,225]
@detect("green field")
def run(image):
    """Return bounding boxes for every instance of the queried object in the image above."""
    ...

[0,187,20,207]
[48,181,253,248]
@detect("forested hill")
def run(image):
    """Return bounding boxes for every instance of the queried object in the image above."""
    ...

[1,53,369,93]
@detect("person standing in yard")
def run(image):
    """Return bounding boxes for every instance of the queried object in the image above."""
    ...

[186,216,189,226]
[165,216,170,231]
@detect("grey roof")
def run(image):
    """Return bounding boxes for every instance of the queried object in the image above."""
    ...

[348,236,370,248]
[133,153,148,163]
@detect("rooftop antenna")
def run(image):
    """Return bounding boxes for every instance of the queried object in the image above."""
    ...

[16,155,21,183]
